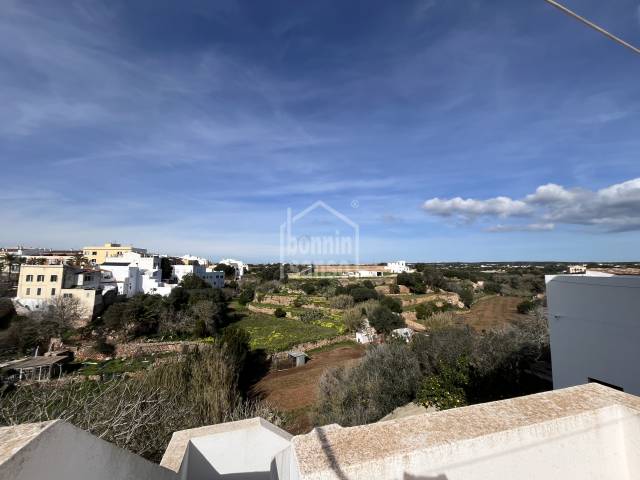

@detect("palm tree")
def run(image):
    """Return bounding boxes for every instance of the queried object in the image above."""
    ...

[2,253,17,275]
[67,253,90,268]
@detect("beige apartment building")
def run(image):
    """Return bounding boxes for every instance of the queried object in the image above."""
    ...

[16,264,103,324]
[82,242,147,265]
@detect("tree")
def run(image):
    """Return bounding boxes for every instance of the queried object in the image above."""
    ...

[368,305,404,334]
[215,263,236,279]
[160,257,173,281]
[342,306,364,332]
[40,296,87,331]
[273,307,286,318]
[349,287,378,303]
[179,273,210,290]
[379,295,402,313]
[389,283,400,294]
[237,285,255,305]
[191,300,225,336]
[66,253,90,267]
[0,299,16,330]
[459,287,474,308]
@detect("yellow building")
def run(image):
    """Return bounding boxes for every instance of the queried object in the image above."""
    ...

[16,264,103,326]
[82,243,147,265]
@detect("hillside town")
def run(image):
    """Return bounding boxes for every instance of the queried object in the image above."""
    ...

[2,242,640,478]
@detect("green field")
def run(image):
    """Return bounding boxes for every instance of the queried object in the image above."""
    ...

[225,312,341,353]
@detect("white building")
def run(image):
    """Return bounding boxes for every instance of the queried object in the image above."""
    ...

[546,273,640,395]
[172,264,224,289]
[355,319,378,344]
[385,260,414,274]
[218,258,248,279]
[100,252,175,297]
[180,254,210,266]
[568,264,587,274]
[4,384,640,479]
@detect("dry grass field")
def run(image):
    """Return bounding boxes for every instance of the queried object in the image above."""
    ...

[459,295,529,331]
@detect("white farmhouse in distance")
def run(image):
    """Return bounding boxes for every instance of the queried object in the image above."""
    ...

[546,272,640,395]
[567,264,587,274]
[385,260,414,274]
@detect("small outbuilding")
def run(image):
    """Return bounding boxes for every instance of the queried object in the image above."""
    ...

[287,351,308,367]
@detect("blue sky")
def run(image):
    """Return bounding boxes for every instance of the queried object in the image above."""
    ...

[1,0,640,262]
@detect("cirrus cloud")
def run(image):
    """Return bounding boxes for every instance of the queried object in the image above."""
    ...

[422,178,640,232]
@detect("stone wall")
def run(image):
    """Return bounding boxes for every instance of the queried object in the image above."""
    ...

[269,334,353,363]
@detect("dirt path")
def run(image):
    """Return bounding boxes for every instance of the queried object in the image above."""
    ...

[252,344,365,433]
[459,295,529,330]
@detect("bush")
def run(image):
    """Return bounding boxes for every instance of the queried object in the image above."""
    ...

[459,287,474,308]
[95,336,115,355]
[517,299,536,314]
[379,295,402,313]
[342,307,364,332]
[416,358,469,410]
[179,273,210,290]
[0,299,16,330]
[414,301,447,320]
[389,284,400,294]
[237,286,255,305]
[483,281,502,294]
[329,294,354,309]
[299,309,324,324]
[420,311,457,331]
[273,307,287,318]
[368,305,404,334]
[315,343,421,426]
[350,287,378,303]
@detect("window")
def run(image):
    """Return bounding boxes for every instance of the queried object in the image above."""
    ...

[37,275,44,282]
[84,275,92,282]
[26,288,30,295]
[51,288,56,296]
[63,293,72,298]
[26,275,33,282]
[92,251,97,256]
[36,288,42,296]
[588,378,623,391]
[50,275,58,282]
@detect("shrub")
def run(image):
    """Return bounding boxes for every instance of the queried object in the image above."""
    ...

[237,286,255,305]
[379,295,402,313]
[368,305,404,334]
[458,287,474,308]
[349,287,378,303]
[342,307,364,332]
[420,311,457,331]
[292,296,307,307]
[179,273,210,290]
[416,358,469,410]
[517,299,536,314]
[389,284,400,294]
[414,301,447,320]
[483,281,502,295]
[299,309,325,324]
[315,343,421,426]
[329,294,354,309]
[273,307,287,318]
